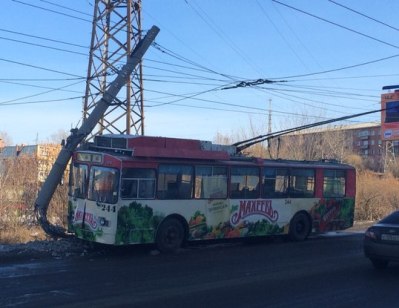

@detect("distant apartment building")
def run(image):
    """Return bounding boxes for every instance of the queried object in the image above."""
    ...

[0,144,61,183]
[0,144,62,207]
[350,122,383,158]
[278,122,385,169]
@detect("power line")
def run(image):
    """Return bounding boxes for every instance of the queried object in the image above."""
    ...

[0,79,83,93]
[270,53,399,79]
[145,58,230,77]
[328,0,399,32]
[143,65,227,83]
[184,0,264,76]
[256,0,311,72]
[146,97,344,122]
[288,73,399,83]
[2,1,389,130]
[11,0,91,23]
[0,28,88,49]
[0,77,84,81]
[151,42,240,81]
[0,80,84,105]
[0,35,87,56]
[0,57,84,78]
[0,96,83,107]
[272,0,399,50]
[143,77,226,88]
[39,0,93,18]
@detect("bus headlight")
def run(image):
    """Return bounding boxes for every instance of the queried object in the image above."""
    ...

[99,217,110,227]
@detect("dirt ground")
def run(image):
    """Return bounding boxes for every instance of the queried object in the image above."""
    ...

[0,220,374,263]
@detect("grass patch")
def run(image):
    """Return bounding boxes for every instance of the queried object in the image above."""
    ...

[0,226,47,244]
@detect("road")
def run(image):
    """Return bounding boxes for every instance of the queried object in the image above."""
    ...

[1,232,398,308]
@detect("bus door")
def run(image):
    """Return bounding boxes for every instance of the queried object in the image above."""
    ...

[69,163,88,229]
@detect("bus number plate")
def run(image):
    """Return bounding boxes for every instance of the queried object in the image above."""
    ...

[98,204,116,213]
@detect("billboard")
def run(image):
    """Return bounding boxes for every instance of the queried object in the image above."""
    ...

[381,89,399,141]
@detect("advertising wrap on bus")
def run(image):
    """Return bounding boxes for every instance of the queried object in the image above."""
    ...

[68,197,354,245]
[67,135,356,252]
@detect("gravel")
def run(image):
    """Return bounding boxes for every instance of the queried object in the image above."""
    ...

[0,237,94,263]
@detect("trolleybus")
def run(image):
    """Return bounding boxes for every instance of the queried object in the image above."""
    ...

[68,134,356,252]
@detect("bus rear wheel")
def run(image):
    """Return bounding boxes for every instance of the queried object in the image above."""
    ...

[289,212,311,241]
[156,218,185,253]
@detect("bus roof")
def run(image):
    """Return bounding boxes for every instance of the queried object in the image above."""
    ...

[82,134,354,170]
[90,134,235,160]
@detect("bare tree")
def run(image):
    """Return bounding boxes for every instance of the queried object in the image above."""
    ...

[0,147,68,242]
[47,129,69,144]
[0,131,12,146]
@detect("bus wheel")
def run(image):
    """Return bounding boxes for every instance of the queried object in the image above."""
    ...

[156,218,185,253]
[289,212,311,241]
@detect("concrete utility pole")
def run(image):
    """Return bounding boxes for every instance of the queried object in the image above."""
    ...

[84,0,144,140]
[35,26,160,237]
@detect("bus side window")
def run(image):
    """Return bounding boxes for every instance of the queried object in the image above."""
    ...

[195,166,227,199]
[323,170,345,197]
[121,179,138,198]
[158,165,193,199]
[139,179,156,198]
[230,167,259,199]
[121,168,156,199]
[289,169,315,198]
[262,168,288,198]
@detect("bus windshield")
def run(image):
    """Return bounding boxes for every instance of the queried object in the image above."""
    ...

[88,166,119,204]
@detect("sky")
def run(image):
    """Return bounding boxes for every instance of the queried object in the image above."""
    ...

[1,0,399,145]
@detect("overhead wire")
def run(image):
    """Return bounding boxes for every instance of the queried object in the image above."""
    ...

[0,80,85,105]
[0,96,84,107]
[328,0,399,32]
[272,0,399,50]
[0,35,88,56]
[147,42,381,117]
[183,0,264,76]
[146,98,333,121]
[11,0,92,23]
[0,57,84,78]
[38,0,93,18]
[151,42,241,81]
[255,0,311,71]
[2,0,391,128]
[0,79,83,94]
[144,50,380,120]
[0,28,88,49]
[2,1,390,113]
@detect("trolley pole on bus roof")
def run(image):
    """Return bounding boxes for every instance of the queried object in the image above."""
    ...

[34,26,160,237]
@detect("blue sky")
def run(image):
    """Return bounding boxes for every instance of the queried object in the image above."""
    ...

[1,0,399,145]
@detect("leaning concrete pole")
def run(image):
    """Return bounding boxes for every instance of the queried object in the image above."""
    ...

[35,26,160,237]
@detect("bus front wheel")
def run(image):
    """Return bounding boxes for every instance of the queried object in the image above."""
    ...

[156,218,185,253]
[289,212,311,241]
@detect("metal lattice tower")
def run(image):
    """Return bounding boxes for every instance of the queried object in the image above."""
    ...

[83,0,143,139]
